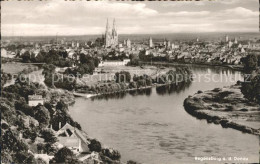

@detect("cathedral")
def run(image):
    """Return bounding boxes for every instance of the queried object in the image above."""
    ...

[105,18,118,48]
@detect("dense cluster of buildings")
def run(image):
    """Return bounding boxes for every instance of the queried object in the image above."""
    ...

[2,19,260,68]
[143,36,250,65]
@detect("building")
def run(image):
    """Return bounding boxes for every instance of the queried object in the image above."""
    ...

[105,18,118,47]
[28,94,44,106]
[56,123,90,153]
[99,59,130,67]
[234,38,238,44]
[149,37,153,48]
[228,41,233,48]
[126,39,131,48]
[1,48,15,58]
[225,35,229,42]
[72,41,75,48]
[167,40,171,48]
[163,39,167,47]
[35,43,39,48]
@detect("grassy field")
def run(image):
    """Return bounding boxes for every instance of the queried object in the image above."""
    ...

[2,62,37,74]
[77,65,174,86]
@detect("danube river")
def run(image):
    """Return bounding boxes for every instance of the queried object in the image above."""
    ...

[69,65,259,164]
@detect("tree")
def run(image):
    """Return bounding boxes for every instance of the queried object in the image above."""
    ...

[115,71,131,83]
[37,143,45,154]
[44,143,58,154]
[95,37,104,47]
[50,147,79,164]
[137,79,146,87]
[44,102,55,116]
[101,148,121,161]
[13,152,36,164]
[79,53,88,64]
[129,81,137,89]
[40,129,57,144]
[241,74,260,103]
[33,105,50,127]
[94,57,100,67]
[42,64,56,75]
[35,52,45,62]
[241,54,258,73]
[2,129,28,152]
[14,99,33,116]
[145,76,153,86]
[36,158,46,164]
[21,51,31,63]
[56,100,68,112]
[88,139,102,152]
[22,128,37,143]
[59,51,68,58]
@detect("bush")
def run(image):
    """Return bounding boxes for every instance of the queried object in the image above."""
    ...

[88,139,102,152]
[40,129,57,144]
[115,71,131,83]
[241,75,260,103]
[33,105,50,127]
[13,152,36,164]
[22,128,37,143]
[101,148,121,161]
[241,54,258,73]
[2,129,29,152]
[127,160,141,164]
[129,81,137,89]
[50,147,79,164]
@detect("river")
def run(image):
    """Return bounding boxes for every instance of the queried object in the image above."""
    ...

[69,65,259,164]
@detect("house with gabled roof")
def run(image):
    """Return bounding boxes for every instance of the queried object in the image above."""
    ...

[56,123,90,153]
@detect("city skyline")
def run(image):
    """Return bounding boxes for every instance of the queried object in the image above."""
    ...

[1,0,259,36]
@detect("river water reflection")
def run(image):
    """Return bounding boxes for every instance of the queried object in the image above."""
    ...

[69,65,258,164]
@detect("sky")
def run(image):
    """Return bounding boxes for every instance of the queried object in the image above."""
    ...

[1,0,259,36]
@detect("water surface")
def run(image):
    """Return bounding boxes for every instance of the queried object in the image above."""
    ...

[70,65,259,163]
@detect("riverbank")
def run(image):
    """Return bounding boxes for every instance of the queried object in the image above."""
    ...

[73,67,192,99]
[73,81,190,99]
[74,85,152,98]
[184,83,260,135]
[141,61,244,71]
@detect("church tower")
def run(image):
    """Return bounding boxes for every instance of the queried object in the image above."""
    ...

[105,18,118,48]
[225,35,229,42]
[149,37,153,48]
[112,19,118,45]
[105,18,111,47]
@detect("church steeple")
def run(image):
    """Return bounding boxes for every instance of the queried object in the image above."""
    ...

[105,18,118,48]
[113,18,116,30]
[112,18,117,36]
[106,18,110,33]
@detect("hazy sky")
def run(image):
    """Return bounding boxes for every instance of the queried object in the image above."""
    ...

[1,0,259,36]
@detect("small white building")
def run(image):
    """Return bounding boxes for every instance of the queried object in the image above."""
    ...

[99,59,130,67]
[1,48,15,58]
[28,94,44,106]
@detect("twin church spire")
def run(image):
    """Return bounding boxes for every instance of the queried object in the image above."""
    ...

[105,18,118,47]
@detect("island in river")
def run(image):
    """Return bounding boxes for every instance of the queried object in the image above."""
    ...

[184,83,260,135]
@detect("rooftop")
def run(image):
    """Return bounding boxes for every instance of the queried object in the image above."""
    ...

[28,94,43,101]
